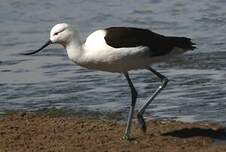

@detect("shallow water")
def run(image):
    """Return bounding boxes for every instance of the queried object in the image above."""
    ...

[1,0,226,124]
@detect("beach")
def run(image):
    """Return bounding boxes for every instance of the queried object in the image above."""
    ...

[0,112,226,152]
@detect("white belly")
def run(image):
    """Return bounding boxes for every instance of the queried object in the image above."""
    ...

[77,47,162,73]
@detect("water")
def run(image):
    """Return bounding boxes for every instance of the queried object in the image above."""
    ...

[1,0,226,124]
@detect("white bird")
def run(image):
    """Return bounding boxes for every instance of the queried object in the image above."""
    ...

[23,23,196,140]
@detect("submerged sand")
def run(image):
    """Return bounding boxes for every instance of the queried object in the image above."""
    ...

[0,112,226,152]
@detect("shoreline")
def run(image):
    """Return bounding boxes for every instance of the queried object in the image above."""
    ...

[0,112,226,152]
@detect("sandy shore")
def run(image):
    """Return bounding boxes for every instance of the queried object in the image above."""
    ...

[0,112,226,152]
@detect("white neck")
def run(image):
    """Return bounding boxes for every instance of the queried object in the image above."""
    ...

[65,35,83,63]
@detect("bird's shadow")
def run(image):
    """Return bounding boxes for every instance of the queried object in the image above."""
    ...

[162,127,226,140]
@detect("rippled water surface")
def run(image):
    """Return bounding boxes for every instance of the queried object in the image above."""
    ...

[1,0,226,124]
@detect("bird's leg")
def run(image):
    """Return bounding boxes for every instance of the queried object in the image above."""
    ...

[123,72,138,140]
[137,67,168,133]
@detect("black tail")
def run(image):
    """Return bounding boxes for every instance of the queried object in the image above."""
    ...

[167,36,196,50]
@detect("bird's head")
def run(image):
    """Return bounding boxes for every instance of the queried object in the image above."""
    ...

[50,23,74,45]
[22,23,76,55]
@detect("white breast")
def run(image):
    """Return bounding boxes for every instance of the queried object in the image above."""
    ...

[83,29,124,64]
[84,30,109,51]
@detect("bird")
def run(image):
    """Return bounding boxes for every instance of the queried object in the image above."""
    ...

[22,23,196,140]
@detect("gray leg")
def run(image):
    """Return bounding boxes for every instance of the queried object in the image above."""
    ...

[123,72,138,140]
[137,67,168,132]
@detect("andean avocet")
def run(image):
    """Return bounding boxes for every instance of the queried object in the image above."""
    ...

[22,23,196,140]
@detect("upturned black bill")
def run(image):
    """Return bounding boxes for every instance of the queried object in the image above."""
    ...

[21,40,52,55]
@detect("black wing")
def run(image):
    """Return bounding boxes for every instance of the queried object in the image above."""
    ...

[104,27,195,56]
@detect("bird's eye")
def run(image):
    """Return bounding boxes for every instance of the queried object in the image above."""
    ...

[54,32,59,36]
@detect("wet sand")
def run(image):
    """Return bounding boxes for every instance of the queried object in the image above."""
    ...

[0,112,226,152]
